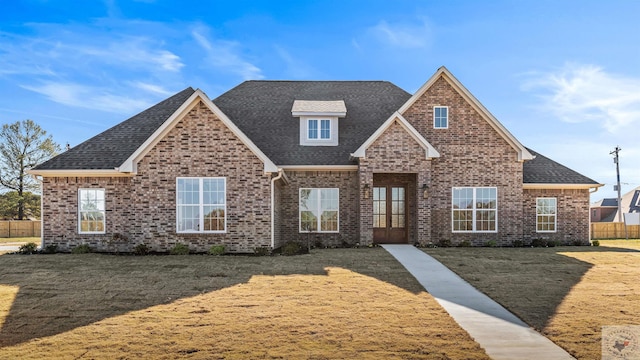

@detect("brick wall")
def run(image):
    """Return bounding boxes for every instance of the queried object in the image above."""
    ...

[402,76,524,246]
[41,101,273,253]
[523,188,591,244]
[278,170,359,248]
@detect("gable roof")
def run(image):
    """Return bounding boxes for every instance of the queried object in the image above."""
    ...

[399,66,534,162]
[351,112,440,159]
[592,186,640,222]
[213,81,411,166]
[523,148,601,187]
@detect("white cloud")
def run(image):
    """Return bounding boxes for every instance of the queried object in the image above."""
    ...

[129,81,173,96]
[369,19,432,48]
[192,27,263,80]
[522,64,640,133]
[22,82,151,114]
[274,46,316,79]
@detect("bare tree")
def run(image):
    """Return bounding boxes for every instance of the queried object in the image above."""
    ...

[0,120,60,219]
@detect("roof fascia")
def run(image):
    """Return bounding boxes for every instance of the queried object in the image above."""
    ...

[26,169,133,177]
[280,165,358,171]
[398,66,534,162]
[118,89,278,174]
[351,112,440,160]
[292,111,346,117]
[523,183,604,190]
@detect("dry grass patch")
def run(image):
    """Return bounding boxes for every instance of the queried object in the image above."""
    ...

[0,249,488,359]
[0,237,38,245]
[424,244,640,359]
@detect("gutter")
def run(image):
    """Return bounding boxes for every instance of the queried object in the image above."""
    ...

[270,169,287,248]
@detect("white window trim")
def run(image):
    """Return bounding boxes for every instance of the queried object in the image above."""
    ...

[536,197,557,233]
[307,119,332,140]
[451,187,498,233]
[434,106,449,129]
[78,188,106,234]
[176,177,227,234]
[299,188,340,233]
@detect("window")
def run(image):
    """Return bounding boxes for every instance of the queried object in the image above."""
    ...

[536,198,557,232]
[299,188,339,232]
[308,119,331,140]
[434,106,448,129]
[78,189,105,234]
[452,187,497,232]
[177,177,226,233]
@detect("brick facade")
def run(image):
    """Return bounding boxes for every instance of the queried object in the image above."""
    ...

[42,101,273,253]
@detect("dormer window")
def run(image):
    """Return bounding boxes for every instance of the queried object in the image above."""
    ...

[308,119,331,140]
[292,100,346,146]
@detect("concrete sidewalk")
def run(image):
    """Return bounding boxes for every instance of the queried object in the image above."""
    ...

[382,244,574,360]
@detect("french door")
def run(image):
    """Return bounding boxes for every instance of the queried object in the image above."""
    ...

[373,185,407,243]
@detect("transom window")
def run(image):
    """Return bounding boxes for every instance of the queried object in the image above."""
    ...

[308,119,331,140]
[299,188,339,232]
[452,187,497,232]
[536,198,557,232]
[177,177,226,233]
[78,189,105,234]
[434,106,448,129]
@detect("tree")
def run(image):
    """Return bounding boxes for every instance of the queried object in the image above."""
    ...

[0,120,60,219]
[0,191,40,219]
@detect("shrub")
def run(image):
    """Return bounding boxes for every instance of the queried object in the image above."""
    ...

[531,238,548,247]
[42,244,58,254]
[170,243,190,255]
[437,239,452,248]
[133,243,150,256]
[591,240,600,247]
[457,240,472,247]
[512,240,525,247]
[253,246,270,256]
[18,242,38,254]
[572,239,585,246]
[71,244,92,254]
[485,240,497,247]
[281,241,303,256]
[208,245,225,255]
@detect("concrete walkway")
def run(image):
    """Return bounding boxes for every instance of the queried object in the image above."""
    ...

[382,244,574,360]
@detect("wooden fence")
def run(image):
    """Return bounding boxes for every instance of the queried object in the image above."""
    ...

[0,221,41,238]
[591,222,640,239]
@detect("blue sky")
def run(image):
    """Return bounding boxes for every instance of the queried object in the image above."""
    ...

[1,0,639,201]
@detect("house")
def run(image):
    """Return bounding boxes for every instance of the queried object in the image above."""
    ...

[591,186,640,222]
[29,67,602,252]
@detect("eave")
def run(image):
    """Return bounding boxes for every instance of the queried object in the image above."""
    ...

[26,169,134,177]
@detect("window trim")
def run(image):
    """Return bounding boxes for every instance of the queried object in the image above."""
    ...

[176,177,227,234]
[434,106,449,129]
[451,187,498,233]
[78,188,106,234]
[307,119,332,140]
[298,188,340,233]
[536,197,557,233]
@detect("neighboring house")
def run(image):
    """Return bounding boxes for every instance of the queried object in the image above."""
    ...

[591,186,640,222]
[29,67,602,252]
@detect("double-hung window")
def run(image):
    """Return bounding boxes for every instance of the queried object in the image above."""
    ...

[177,177,226,233]
[308,119,331,140]
[536,198,557,232]
[78,189,106,234]
[452,187,497,232]
[299,188,339,232]
[434,106,448,129]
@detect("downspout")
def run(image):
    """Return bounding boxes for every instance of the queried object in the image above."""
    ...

[270,169,285,248]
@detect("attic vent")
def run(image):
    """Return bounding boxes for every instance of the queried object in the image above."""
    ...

[291,100,346,117]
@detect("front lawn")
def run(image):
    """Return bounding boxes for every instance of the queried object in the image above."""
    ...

[424,241,640,360]
[0,248,488,359]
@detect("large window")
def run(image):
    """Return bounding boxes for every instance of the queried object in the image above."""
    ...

[308,119,331,140]
[434,106,448,129]
[536,198,557,232]
[177,177,226,233]
[78,189,105,234]
[299,188,339,232]
[452,187,497,232]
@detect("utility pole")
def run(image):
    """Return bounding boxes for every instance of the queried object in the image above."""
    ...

[610,146,623,222]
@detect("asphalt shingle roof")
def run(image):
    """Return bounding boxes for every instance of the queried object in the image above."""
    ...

[523,148,599,185]
[34,87,195,170]
[213,81,411,165]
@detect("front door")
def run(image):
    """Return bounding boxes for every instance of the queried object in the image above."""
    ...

[373,185,407,243]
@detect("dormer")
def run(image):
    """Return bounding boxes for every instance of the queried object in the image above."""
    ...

[292,100,346,146]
